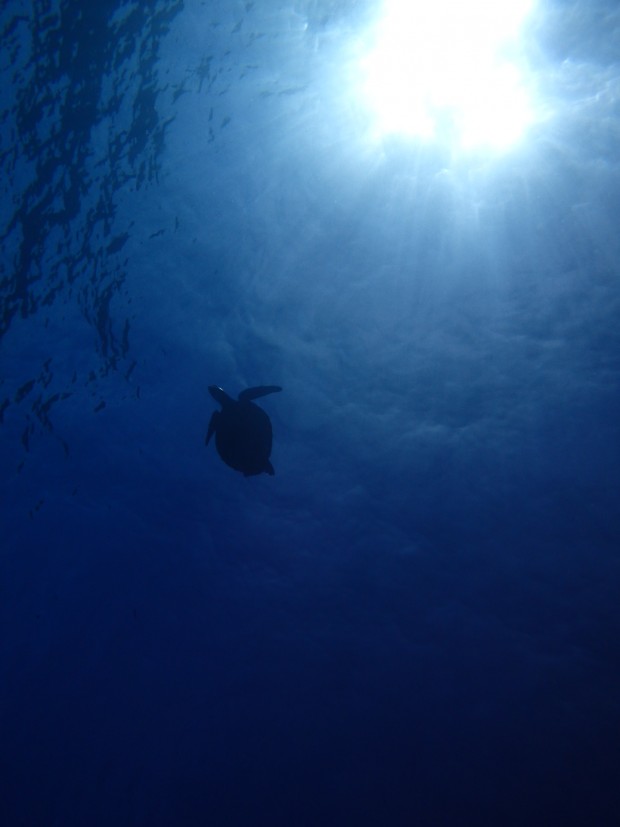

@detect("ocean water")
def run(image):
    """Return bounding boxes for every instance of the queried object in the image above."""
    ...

[2,1,620,825]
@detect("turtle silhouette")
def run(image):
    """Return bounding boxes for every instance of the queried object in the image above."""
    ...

[206,385,282,476]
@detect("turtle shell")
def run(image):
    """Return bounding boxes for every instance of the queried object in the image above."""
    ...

[214,400,273,476]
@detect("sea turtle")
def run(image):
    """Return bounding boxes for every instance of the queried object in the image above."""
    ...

[205,385,282,476]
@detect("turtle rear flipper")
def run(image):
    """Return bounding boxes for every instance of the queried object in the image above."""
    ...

[242,460,275,477]
[238,386,282,402]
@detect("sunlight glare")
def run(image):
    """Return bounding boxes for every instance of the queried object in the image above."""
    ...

[361,0,536,151]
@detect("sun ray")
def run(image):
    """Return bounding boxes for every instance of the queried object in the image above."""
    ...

[361,0,536,151]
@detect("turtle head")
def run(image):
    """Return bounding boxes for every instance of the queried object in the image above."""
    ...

[209,386,233,406]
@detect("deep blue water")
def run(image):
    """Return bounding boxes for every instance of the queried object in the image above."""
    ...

[2,1,620,825]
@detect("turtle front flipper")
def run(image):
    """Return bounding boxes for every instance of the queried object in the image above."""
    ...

[238,386,282,401]
[205,410,220,445]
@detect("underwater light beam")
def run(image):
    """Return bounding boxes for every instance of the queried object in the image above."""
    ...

[361,0,536,150]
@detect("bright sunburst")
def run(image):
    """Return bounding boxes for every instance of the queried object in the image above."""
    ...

[361,0,536,151]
